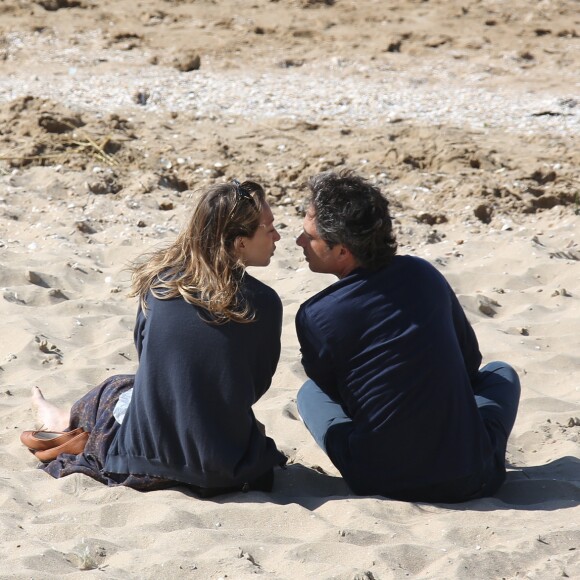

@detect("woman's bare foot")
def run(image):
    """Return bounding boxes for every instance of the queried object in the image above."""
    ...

[31,386,71,432]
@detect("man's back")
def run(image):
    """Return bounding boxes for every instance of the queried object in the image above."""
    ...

[296,255,494,496]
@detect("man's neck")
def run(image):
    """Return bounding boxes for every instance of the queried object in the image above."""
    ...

[336,261,360,279]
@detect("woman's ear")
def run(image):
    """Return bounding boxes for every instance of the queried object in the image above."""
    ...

[234,236,246,253]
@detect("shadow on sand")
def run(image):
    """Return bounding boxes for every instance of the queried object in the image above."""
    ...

[270,457,580,512]
[184,457,579,512]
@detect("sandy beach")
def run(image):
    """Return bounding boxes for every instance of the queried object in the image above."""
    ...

[1,1,579,578]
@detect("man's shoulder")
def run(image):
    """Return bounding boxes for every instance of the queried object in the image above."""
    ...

[392,253,433,270]
[297,256,439,313]
[298,276,346,311]
[296,268,370,325]
[382,254,443,282]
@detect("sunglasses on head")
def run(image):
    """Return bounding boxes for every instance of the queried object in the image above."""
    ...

[228,179,257,220]
[231,179,254,201]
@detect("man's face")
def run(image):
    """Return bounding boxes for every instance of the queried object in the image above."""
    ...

[296,206,342,275]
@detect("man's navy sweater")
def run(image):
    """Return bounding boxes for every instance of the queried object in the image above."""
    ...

[296,255,494,496]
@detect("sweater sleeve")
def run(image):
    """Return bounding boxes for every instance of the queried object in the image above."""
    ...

[296,305,340,401]
[133,304,146,360]
[448,285,482,383]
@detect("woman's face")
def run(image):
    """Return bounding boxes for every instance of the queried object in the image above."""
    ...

[238,204,281,267]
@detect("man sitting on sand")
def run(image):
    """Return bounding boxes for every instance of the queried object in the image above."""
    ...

[295,169,521,502]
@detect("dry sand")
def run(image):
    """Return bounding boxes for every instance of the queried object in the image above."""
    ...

[1,1,579,578]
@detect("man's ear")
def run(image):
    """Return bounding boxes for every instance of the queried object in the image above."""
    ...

[337,244,358,269]
[337,244,354,260]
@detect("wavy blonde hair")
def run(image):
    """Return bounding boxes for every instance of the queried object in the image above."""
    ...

[130,180,266,323]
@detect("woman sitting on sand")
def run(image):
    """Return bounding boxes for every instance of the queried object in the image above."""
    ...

[21,179,287,496]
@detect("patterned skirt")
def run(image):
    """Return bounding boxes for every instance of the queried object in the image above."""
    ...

[40,374,175,491]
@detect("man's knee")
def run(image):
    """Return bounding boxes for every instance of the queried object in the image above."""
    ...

[296,379,318,417]
[482,361,521,395]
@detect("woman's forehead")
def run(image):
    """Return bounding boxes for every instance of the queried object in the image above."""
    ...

[260,204,274,224]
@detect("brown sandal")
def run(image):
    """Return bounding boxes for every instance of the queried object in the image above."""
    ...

[34,431,90,463]
[20,427,84,452]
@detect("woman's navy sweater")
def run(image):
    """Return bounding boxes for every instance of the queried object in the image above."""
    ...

[105,274,286,489]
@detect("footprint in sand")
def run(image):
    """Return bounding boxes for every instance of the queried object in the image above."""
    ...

[282,402,301,421]
[27,270,69,302]
[34,336,63,366]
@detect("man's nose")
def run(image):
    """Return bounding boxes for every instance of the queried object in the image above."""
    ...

[296,233,304,247]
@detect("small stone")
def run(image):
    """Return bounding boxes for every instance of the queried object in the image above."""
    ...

[518,50,535,61]
[3,291,26,305]
[75,219,96,234]
[477,295,500,317]
[173,52,201,72]
[386,40,402,53]
[27,271,46,287]
[278,58,305,68]
[416,212,448,226]
[474,203,492,224]
[38,112,83,133]
[65,541,107,571]
[48,289,68,300]
[133,90,150,105]
[351,571,376,580]
[86,174,121,195]
[426,230,444,244]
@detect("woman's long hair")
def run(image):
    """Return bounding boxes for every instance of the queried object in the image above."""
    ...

[130,180,266,323]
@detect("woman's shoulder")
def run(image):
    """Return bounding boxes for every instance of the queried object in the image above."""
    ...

[243,274,282,309]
